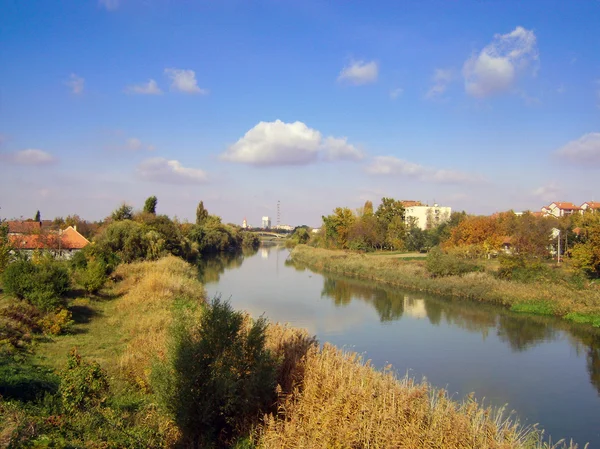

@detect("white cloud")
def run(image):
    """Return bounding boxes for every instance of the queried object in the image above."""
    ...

[463,26,538,98]
[531,183,560,203]
[137,158,208,184]
[337,60,378,85]
[99,0,119,10]
[125,79,162,95]
[124,137,155,151]
[555,133,600,165]
[366,156,481,184]
[65,73,84,95]
[164,68,208,94]
[426,69,454,99]
[221,120,363,166]
[390,88,404,99]
[1,149,57,166]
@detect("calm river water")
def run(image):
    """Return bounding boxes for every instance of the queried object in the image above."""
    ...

[200,245,600,447]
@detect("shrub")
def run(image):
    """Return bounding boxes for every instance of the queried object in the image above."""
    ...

[497,255,551,283]
[426,247,481,278]
[77,259,108,294]
[153,297,277,447]
[38,308,74,335]
[2,259,70,311]
[59,348,110,413]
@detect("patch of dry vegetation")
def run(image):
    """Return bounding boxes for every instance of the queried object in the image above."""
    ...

[256,344,579,449]
[291,245,600,323]
[111,256,205,388]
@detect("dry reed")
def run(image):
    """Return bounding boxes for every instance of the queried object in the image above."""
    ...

[256,344,581,449]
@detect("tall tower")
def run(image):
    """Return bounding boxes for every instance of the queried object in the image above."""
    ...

[277,200,281,227]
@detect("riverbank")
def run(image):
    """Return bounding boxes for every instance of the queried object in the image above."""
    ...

[290,245,600,327]
[1,256,581,447]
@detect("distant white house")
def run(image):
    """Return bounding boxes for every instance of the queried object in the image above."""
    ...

[541,202,582,218]
[581,202,600,213]
[402,202,451,230]
[274,224,294,231]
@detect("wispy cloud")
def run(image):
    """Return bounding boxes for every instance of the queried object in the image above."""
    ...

[463,26,538,98]
[99,0,119,11]
[0,149,57,166]
[137,158,208,184]
[65,73,84,95]
[221,120,363,167]
[426,69,454,99]
[390,88,404,99]
[337,60,378,86]
[366,156,483,185]
[555,132,600,165]
[125,79,162,95]
[164,68,208,94]
[531,183,560,203]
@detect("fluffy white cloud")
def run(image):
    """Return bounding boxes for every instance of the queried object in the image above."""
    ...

[137,158,208,184]
[337,60,378,85]
[66,73,84,95]
[426,69,454,99]
[1,149,56,165]
[555,133,600,165]
[164,68,208,94]
[390,88,404,99]
[366,156,481,184]
[221,120,363,166]
[125,79,162,95]
[463,26,538,98]
[99,0,119,10]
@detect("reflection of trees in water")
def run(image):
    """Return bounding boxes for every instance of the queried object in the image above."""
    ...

[568,328,600,396]
[320,277,405,321]
[496,315,556,352]
[197,248,258,283]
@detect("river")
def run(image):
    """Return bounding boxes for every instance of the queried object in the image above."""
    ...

[199,245,600,447]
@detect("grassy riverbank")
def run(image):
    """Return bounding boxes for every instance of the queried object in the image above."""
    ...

[1,256,582,447]
[291,245,600,327]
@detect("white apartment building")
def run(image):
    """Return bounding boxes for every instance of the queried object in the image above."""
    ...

[262,216,271,229]
[403,203,451,230]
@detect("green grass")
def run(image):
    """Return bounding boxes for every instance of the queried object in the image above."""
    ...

[510,301,556,316]
[564,312,600,328]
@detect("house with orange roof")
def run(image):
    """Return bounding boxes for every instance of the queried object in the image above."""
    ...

[581,202,600,212]
[541,202,583,218]
[8,225,89,260]
[7,220,42,235]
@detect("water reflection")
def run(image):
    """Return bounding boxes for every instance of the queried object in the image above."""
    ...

[197,247,258,284]
[317,271,600,395]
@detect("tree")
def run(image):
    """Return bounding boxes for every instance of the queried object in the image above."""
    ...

[322,207,356,249]
[111,203,134,221]
[143,195,158,215]
[375,197,405,226]
[196,201,209,226]
[571,213,600,276]
[34,210,41,222]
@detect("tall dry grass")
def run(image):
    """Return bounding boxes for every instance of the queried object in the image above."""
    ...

[256,343,581,449]
[291,245,600,321]
[110,256,205,389]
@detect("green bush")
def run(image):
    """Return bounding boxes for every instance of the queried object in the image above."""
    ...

[59,348,110,414]
[2,259,70,311]
[426,247,481,278]
[77,259,108,294]
[153,297,277,447]
[497,255,551,283]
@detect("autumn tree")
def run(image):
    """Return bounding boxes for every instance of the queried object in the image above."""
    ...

[322,207,356,249]
[571,212,600,276]
[143,195,158,215]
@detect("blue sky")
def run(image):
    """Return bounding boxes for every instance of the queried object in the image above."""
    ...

[1,0,599,227]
